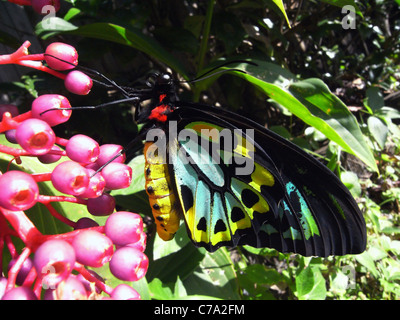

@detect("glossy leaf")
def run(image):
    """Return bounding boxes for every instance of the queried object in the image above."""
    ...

[183,248,241,299]
[295,266,327,300]
[35,21,187,78]
[223,61,377,172]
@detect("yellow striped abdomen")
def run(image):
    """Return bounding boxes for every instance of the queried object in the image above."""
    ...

[144,141,180,241]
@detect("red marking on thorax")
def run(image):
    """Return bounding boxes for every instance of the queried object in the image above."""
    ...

[148,94,174,122]
[149,105,169,122]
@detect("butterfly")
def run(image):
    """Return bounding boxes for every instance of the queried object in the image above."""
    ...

[73,66,367,257]
[107,69,367,258]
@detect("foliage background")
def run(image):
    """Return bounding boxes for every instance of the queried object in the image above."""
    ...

[0,0,400,299]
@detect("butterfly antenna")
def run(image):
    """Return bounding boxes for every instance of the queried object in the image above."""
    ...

[44,53,131,98]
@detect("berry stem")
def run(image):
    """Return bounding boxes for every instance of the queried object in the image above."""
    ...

[6,246,31,291]
[74,262,113,295]
[22,265,37,288]
[0,110,32,132]
[38,195,87,206]
[0,144,32,157]
[0,41,30,65]
[33,277,43,298]
[42,202,77,228]
[31,173,52,182]
[0,207,42,249]
[17,60,67,80]
[0,41,67,80]
[4,234,17,259]
[55,137,69,146]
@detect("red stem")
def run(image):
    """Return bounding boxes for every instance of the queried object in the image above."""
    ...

[74,263,113,295]
[4,235,17,259]
[31,173,52,182]
[0,144,31,157]
[33,277,43,298]
[42,202,76,228]
[6,246,31,291]
[55,137,69,146]
[0,207,42,250]
[22,266,37,288]
[38,195,87,205]
[0,110,32,133]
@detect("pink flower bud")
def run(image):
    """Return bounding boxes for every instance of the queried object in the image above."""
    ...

[45,42,78,70]
[64,70,93,95]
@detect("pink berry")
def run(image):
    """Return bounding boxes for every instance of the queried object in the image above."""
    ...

[105,211,143,246]
[96,144,125,167]
[0,171,39,211]
[31,94,72,127]
[76,270,104,294]
[54,275,87,300]
[0,104,19,118]
[71,230,114,268]
[0,277,8,299]
[5,129,17,144]
[38,145,63,164]
[32,0,60,14]
[109,246,149,282]
[45,42,78,71]
[87,193,115,216]
[111,284,141,300]
[51,161,89,195]
[33,239,75,289]
[66,134,100,164]
[1,286,38,300]
[8,257,34,286]
[125,231,147,252]
[15,118,56,155]
[64,70,93,95]
[101,163,132,190]
[78,169,106,199]
[74,217,99,229]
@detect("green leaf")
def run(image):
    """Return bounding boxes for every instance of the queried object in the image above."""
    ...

[367,116,388,150]
[244,264,284,285]
[271,0,291,27]
[340,171,362,198]
[183,248,240,299]
[36,21,187,78]
[152,224,191,260]
[355,251,379,278]
[365,87,384,113]
[295,266,327,300]
[146,243,206,283]
[173,276,187,298]
[318,0,363,17]
[226,61,377,172]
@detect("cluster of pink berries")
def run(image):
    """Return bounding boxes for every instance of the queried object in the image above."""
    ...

[0,42,149,299]
[8,0,61,16]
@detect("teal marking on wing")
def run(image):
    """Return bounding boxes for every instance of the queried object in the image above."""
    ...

[195,180,211,230]
[285,182,320,239]
[179,138,225,187]
[259,223,278,235]
[283,227,302,240]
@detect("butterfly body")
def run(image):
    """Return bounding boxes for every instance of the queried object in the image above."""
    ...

[134,72,366,257]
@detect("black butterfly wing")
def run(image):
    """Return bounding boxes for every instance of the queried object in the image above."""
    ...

[170,102,366,256]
